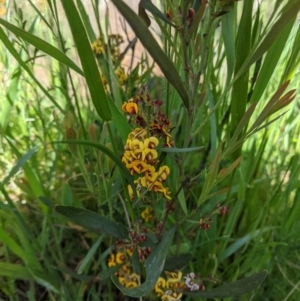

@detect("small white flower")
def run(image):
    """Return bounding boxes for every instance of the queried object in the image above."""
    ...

[184,272,200,291]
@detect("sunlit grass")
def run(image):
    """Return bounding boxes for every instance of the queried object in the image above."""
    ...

[0,0,300,300]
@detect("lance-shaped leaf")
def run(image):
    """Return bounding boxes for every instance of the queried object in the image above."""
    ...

[217,157,242,182]
[138,1,151,27]
[185,270,267,298]
[61,0,111,121]
[112,227,176,297]
[189,0,207,36]
[0,18,84,76]
[140,0,175,27]
[161,146,204,153]
[235,1,300,79]
[107,95,132,141]
[55,206,127,239]
[249,81,290,131]
[197,146,221,206]
[111,0,189,110]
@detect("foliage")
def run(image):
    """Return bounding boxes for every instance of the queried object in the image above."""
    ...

[0,0,300,300]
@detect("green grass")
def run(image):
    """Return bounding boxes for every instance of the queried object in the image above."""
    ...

[0,0,300,300]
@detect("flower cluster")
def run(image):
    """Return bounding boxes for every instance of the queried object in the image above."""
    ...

[154,270,204,300]
[92,34,127,89]
[91,34,123,62]
[122,89,174,202]
[107,249,139,289]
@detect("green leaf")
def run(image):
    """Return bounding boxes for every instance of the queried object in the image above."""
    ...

[107,96,132,141]
[0,263,32,280]
[75,0,96,42]
[0,26,65,112]
[185,270,267,298]
[61,0,111,121]
[178,187,188,216]
[249,20,294,104]
[221,3,235,86]
[112,227,176,297]
[230,0,252,152]
[189,1,207,36]
[0,227,41,270]
[162,146,204,153]
[249,81,290,131]
[198,147,221,206]
[98,264,123,281]
[138,1,151,27]
[111,0,189,109]
[236,1,300,79]
[55,206,127,239]
[1,146,38,187]
[164,253,192,271]
[1,68,21,131]
[219,228,274,262]
[0,18,84,76]
[140,0,175,27]
[4,138,45,205]
[77,235,104,274]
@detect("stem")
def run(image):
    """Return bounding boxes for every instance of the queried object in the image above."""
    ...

[158,176,191,237]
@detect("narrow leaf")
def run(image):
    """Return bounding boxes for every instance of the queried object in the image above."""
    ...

[2,147,38,187]
[162,146,204,153]
[77,235,104,274]
[185,270,267,298]
[140,0,175,27]
[111,0,189,109]
[138,1,151,27]
[236,1,300,79]
[228,103,257,146]
[107,96,132,141]
[250,81,290,131]
[221,3,235,86]
[0,18,84,76]
[61,0,111,121]
[164,253,192,271]
[0,263,32,280]
[249,21,294,104]
[189,1,207,36]
[217,157,242,181]
[55,206,127,239]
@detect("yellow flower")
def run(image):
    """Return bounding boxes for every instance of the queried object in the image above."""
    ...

[128,128,147,140]
[126,247,134,257]
[108,253,116,267]
[91,38,105,56]
[122,101,138,115]
[115,66,127,85]
[128,184,140,200]
[161,291,182,301]
[157,166,170,181]
[133,139,158,162]
[116,252,126,264]
[119,273,139,288]
[141,208,154,222]
[158,186,172,200]
[165,270,182,288]
[155,277,166,297]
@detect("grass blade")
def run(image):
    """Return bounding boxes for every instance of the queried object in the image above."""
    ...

[0,18,84,76]
[61,0,111,121]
